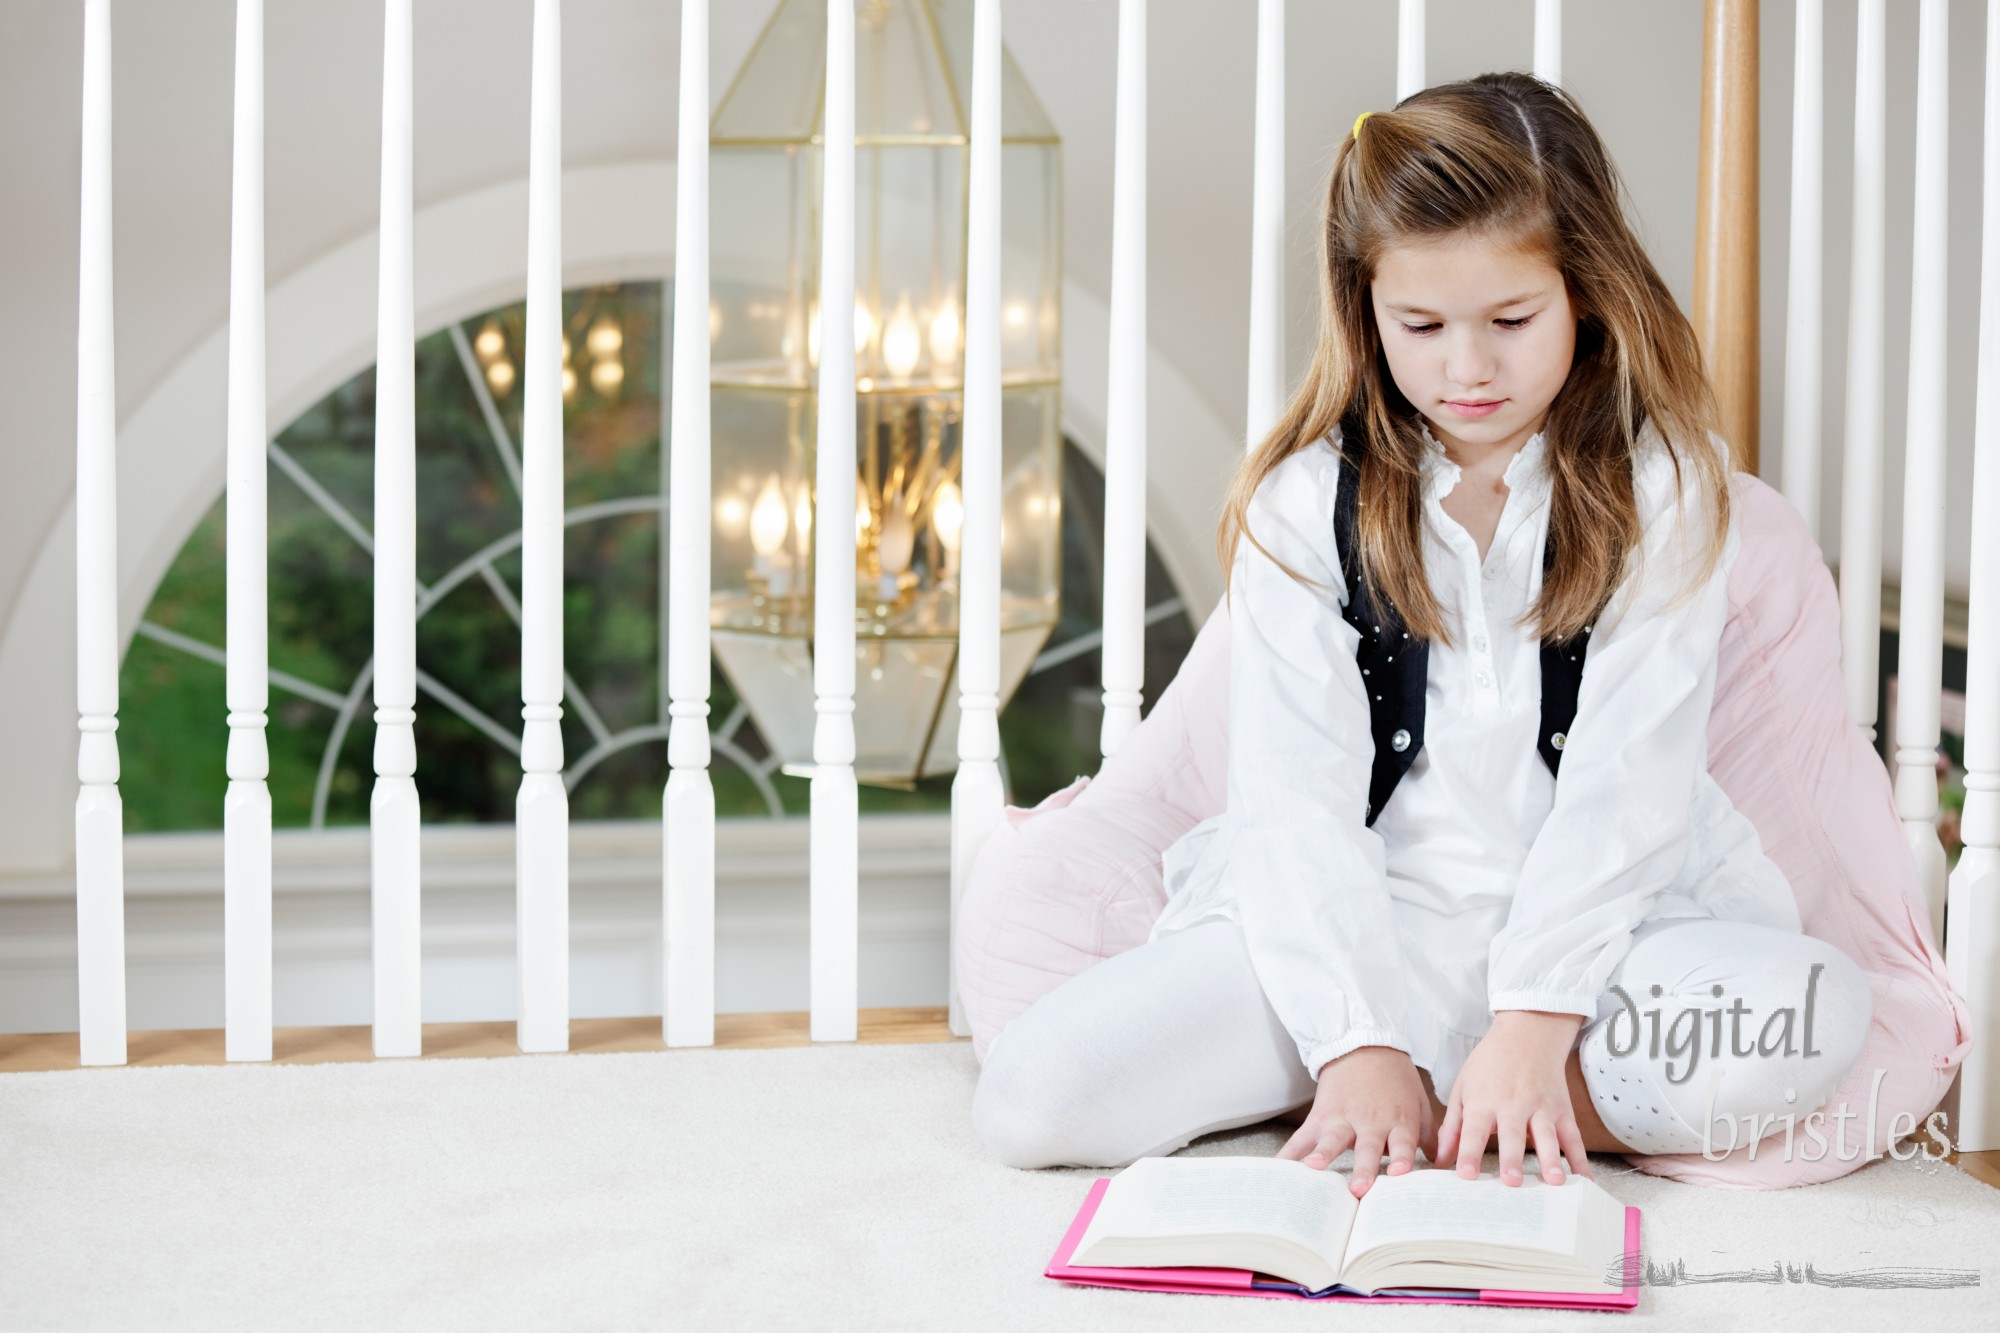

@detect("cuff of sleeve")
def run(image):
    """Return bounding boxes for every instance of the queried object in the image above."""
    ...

[1487,990,1599,1023]
[1301,1028,1411,1081]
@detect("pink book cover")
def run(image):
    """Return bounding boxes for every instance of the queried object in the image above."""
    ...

[1044,1175,1642,1311]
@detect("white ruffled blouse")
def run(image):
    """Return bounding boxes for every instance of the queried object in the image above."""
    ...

[1148,421,1801,1100]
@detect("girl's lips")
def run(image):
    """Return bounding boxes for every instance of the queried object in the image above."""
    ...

[1445,399,1503,418]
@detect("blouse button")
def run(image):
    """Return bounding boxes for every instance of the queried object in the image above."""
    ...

[1472,633,1487,652]
[1551,731,1568,750]
[1475,670,1492,688]
[1391,728,1411,752]
[1483,565,1499,581]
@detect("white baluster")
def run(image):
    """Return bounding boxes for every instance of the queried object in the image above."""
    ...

[224,0,272,1064]
[1245,0,1284,451]
[1840,0,1885,741]
[1944,0,2000,1155]
[517,0,569,1053]
[1894,0,1951,940]
[664,0,716,1050]
[74,0,126,1069]
[949,0,1005,1042]
[810,0,859,1044]
[1782,0,1823,539]
[1100,0,1146,759]
[372,0,421,1059]
[1397,0,1424,102]
[1533,0,1561,88]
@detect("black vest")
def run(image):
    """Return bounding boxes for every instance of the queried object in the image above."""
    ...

[1332,448,1588,827]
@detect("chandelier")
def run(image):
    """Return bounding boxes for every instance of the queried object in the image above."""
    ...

[705,0,1063,788]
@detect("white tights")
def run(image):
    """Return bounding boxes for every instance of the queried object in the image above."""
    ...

[971,915,1873,1170]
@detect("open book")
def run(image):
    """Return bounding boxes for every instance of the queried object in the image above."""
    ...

[1064,1155,1631,1299]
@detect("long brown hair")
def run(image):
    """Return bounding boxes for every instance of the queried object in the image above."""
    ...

[1216,71,1731,649]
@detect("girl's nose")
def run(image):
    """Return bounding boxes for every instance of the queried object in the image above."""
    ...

[1445,332,1499,389]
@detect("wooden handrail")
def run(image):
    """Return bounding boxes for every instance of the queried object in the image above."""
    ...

[1694,0,1761,473]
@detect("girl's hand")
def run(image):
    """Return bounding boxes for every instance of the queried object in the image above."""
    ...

[1435,1011,1594,1186]
[1276,1046,1438,1198]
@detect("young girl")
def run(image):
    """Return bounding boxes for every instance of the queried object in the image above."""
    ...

[971,72,1875,1193]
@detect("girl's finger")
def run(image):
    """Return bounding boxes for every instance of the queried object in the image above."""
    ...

[1498,1114,1528,1186]
[1349,1125,1387,1197]
[1434,1100,1462,1167]
[1528,1112,1565,1184]
[1418,1113,1440,1167]
[1455,1108,1493,1179]
[1555,1111,1595,1180]
[1385,1121,1420,1177]
[1277,1119,1320,1162]
[1304,1121,1355,1172]
[1504,1112,1528,1184]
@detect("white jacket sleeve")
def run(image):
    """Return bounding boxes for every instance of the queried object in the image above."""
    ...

[1486,434,1739,1020]
[1227,441,1415,1078]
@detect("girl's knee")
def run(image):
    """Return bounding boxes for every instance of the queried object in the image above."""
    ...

[1783,937,1874,1103]
[1719,931,1872,1097]
[1582,929,1875,1155]
[971,1020,1118,1170]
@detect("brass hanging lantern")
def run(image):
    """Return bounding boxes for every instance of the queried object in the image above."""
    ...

[705,0,1064,788]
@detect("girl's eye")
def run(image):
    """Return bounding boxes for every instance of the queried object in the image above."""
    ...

[1398,316,1533,336]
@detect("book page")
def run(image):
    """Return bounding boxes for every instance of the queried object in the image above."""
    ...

[1085,1157,1357,1264]
[1343,1171,1578,1263]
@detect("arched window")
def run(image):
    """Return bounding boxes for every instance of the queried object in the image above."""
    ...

[119,280,1198,832]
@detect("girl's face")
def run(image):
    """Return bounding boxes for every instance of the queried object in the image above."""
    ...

[1368,231,1578,460]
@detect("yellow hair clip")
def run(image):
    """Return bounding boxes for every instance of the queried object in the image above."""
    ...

[1352,110,1373,139]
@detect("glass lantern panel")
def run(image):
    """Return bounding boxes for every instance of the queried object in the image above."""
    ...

[998,383,1062,613]
[709,631,818,771]
[712,0,1058,147]
[710,0,830,144]
[714,0,965,145]
[711,148,815,387]
[930,0,1059,140]
[711,386,815,635]
[1000,142,1060,377]
[854,145,966,386]
[918,615,1057,777]
[848,633,959,782]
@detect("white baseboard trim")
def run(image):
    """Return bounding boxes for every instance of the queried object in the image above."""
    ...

[0,814,957,1035]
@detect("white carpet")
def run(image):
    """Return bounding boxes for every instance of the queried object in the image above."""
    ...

[0,1041,1993,1331]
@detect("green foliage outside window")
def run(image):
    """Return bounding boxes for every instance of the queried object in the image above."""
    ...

[119,281,1197,832]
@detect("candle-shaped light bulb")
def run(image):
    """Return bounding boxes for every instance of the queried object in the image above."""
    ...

[715,492,748,538]
[882,297,922,378]
[853,298,877,353]
[750,474,789,556]
[709,303,723,342]
[929,296,961,364]
[794,487,813,539]
[878,503,915,575]
[854,487,872,543]
[932,479,964,553]
[586,317,622,357]
[475,322,506,361]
